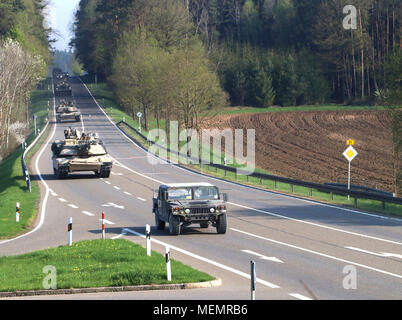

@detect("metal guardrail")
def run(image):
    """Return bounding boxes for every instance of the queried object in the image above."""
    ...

[116,120,402,208]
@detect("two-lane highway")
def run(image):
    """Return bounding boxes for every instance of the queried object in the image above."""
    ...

[1,77,401,300]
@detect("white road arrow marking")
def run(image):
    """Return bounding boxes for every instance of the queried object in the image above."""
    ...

[346,246,402,259]
[82,211,95,217]
[242,250,284,263]
[101,202,125,210]
[99,219,115,225]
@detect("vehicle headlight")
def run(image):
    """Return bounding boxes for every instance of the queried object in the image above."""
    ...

[210,208,215,213]
[185,209,190,214]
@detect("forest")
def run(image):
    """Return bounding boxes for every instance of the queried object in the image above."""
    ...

[72,0,402,115]
[0,0,51,160]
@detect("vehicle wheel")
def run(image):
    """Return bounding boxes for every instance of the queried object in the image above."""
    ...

[57,170,67,179]
[103,170,111,178]
[216,214,227,234]
[169,214,181,235]
[200,222,209,228]
[155,214,166,230]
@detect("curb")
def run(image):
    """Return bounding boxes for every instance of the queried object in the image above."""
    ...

[0,278,222,298]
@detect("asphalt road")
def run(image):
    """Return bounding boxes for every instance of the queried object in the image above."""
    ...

[1,77,401,300]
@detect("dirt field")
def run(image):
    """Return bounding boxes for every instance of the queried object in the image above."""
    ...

[203,109,396,193]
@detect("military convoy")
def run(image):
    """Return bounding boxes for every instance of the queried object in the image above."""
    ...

[51,128,113,179]
[56,100,81,123]
[152,183,228,235]
[53,68,72,97]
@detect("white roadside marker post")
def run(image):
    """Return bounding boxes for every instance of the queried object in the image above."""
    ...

[146,224,151,256]
[16,202,20,222]
[166,246,171,281]
[102,212,105,240]
[68,217,72,246]
[251,260,256,301]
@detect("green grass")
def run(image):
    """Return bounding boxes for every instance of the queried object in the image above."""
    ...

[0,239,214,292]
[83,79,402,217]
[0,86,51,239]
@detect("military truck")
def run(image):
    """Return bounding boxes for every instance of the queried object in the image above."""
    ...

[56,106,81,123]
[51,132,113,179]
[152,183,228,235]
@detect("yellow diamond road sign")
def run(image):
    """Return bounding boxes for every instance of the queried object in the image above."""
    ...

[343,146,358,162]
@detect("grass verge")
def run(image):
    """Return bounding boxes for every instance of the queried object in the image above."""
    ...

[82,79,402,217]
[0,85,51,239]
[0,239,214,292]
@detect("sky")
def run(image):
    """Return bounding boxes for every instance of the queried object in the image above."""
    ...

[47,0,81,51]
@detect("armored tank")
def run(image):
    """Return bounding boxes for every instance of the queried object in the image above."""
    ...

[51,131,113,179]
[56,105,81,123]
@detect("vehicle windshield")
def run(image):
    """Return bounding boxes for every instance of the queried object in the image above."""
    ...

[167,186,219,200]
[168,188,192,200]
[193,186,219,200]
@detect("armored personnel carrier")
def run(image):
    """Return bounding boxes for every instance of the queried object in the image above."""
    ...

[152,183,228,235]
[51,130,113,179]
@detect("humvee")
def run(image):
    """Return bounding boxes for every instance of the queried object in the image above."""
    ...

[152,183,228,235]
[51,132,113,178]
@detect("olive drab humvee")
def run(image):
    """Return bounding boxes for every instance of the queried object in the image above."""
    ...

[152,183,228,235]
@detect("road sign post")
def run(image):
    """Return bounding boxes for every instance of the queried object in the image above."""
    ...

[101,212,105,240]
[16,202,20,222]
[146,224,151,256]
[165,246,171,281]
[343,144,358,200]
[68,217,73,246]
[137,112,142,133]
[251,260,256,300]
[34,114,37,136]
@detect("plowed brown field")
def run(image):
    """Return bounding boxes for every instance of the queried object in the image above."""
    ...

[204,110,396,193]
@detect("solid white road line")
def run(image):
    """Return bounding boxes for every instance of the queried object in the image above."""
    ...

[289,293,313,300]
[345,247,402,259]
[231,227,402,280]
[111,232,127,240]
[122,227,280,289]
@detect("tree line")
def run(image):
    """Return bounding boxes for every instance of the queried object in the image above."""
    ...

[0,0,51,161]
[72,0,402,109]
